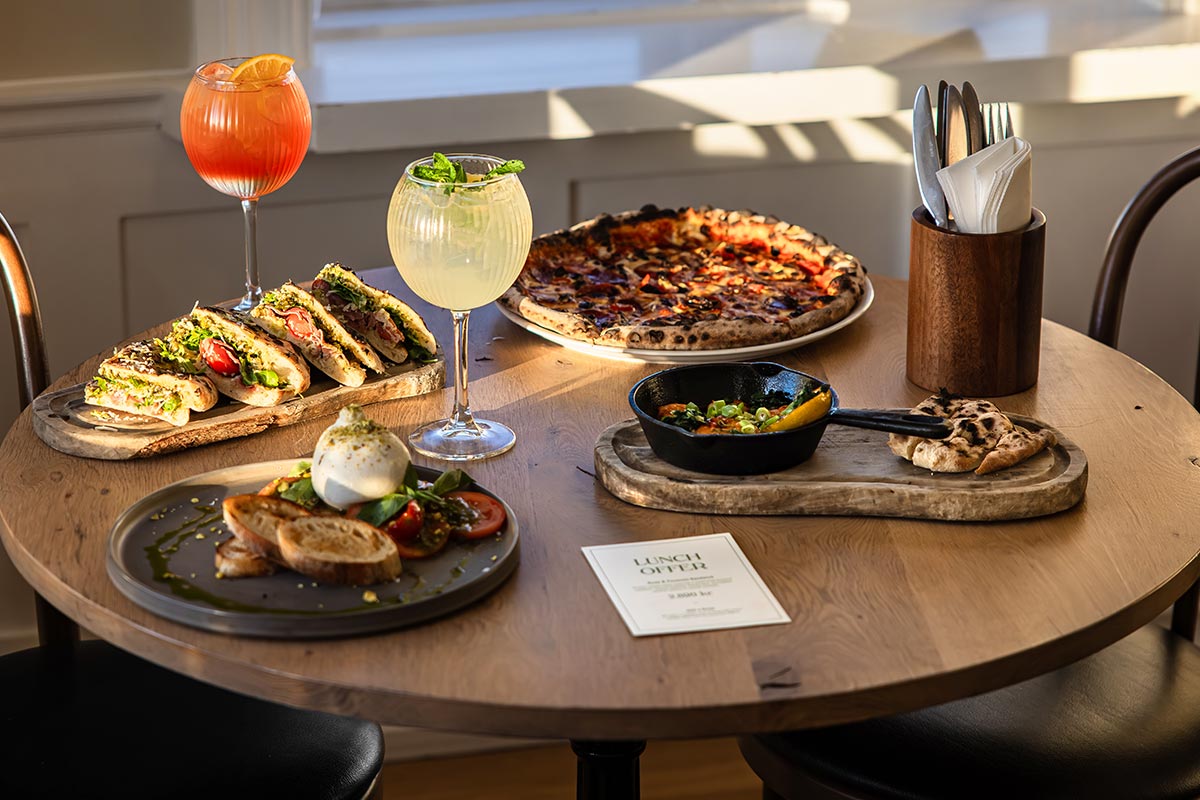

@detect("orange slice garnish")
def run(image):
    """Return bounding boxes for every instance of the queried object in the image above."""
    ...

[230,54,295,83]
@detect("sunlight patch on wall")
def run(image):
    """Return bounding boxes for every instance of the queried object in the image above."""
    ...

[1068,46,1200,104]
[772,124,817,161]
[692,124,768,159]
[826,118,909,164]
[547,92,594,139]
[638,66,900,126]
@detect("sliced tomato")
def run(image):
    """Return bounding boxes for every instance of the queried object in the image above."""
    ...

[283,306,323,342]
[382,500,423,543]
[393,523,450,559]
[446,491,506,539]
[199,337,240,377]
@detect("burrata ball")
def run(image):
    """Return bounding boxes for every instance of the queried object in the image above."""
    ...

[311,405,410,510]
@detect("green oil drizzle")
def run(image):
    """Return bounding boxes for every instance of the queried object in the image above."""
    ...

[143,504,485,615]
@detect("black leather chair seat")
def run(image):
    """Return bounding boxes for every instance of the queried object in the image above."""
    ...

[740,625,1200,800]
[0,640,383,799]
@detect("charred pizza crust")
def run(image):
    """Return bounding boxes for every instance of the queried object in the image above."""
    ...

[499,205,867,350]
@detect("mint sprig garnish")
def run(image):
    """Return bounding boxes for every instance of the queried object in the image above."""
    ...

[409,152,525,189]
[484,159,525,179]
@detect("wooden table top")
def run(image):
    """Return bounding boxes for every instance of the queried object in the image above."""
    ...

[3,272,1200,740]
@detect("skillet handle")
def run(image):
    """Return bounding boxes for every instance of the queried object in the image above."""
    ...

[828,408,951,439]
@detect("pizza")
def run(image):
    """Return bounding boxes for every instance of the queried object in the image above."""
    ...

[498,205,868,350]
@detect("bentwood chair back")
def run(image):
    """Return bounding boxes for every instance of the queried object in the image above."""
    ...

[0,210,386,799]
[736,150,1200,800]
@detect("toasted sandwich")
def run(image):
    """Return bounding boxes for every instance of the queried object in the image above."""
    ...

[159,306,311,407]
[311,263,437,364]
[84,340,218,426]
[250,282,384,387]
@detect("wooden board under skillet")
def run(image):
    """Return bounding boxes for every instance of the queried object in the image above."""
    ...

[594,414,1087,521]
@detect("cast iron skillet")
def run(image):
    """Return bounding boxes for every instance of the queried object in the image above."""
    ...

[629,362,951,475]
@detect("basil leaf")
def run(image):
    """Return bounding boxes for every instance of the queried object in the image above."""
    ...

[287,460,311,477]
[402,463,420,491]
[431,468,471,496]
[356,492,413,527]
[279,477,319,509]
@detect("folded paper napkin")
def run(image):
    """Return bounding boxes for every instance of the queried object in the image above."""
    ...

[936,137,1032,234]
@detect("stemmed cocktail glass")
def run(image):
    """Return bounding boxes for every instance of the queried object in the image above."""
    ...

[180,55,312,311]
[386,154,533,461]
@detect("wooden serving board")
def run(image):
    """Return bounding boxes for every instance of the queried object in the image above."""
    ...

[32,358,445,460]
[594,413,1087,522]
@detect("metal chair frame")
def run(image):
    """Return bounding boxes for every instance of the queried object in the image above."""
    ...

[0,211,80,655]
[1089,144,1200,640]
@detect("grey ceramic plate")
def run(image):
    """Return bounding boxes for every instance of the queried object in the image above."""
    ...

[107,459,519,638]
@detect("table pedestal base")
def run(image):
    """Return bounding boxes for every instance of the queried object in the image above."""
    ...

[571,739,646,800]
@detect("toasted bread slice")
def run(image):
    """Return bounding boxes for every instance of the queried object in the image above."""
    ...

[312,263,437,364]
[222,494,312,563]
[215,537,278,578]
[277,517,402,585]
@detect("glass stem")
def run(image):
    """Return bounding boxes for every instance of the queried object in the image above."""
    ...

[240,198,261,309]
[449,310,477,429]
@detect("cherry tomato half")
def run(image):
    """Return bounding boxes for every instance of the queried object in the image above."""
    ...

[199,337,240,377]
[383,500,423,543]
[283,306,323,342]
[393,523,450,559]
[446,491,507,539]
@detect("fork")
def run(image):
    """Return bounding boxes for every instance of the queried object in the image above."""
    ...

[981,102,1014,146]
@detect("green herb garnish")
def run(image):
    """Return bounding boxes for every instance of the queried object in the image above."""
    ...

[410,152,526,190]
[355,467,473,527]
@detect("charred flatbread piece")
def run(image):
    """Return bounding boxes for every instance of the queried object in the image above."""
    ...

[891,393,1054,475]
[911,408,1012,472]
[976,426,1057,475]
[888,396,1002,461]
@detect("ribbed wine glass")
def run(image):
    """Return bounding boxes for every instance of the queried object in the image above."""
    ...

[180,57,311,311]
[386,154,533,461]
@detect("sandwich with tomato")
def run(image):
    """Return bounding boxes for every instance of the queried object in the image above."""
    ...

[84,340,218,426]
[250,282,385,387]
[159,305,311,406]
[311,263,438,365]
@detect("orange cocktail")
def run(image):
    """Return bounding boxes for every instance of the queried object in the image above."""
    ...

[181,55,311,309]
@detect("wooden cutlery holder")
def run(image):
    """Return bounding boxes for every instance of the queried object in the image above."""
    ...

[906,207,1046,396]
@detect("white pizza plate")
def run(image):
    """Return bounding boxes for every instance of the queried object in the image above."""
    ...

[494,277,874,365]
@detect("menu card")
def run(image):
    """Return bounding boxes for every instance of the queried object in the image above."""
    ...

[582,533,790,637]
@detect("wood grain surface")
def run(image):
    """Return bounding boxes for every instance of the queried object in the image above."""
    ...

[2,271,1200,741]
[906,208,1046,395]
[594,414,1086,521]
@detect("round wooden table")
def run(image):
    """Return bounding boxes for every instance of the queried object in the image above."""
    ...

[4,273,1200,792]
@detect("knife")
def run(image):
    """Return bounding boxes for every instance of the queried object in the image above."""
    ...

[936,80,948,167]
[961,81,984,155]
[912,85,949,229]
[944,84,969,167]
